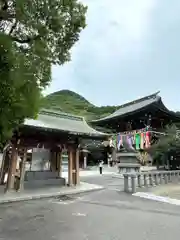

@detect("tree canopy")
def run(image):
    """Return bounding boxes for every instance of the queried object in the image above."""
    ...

[0,0,87,149]
[147,125,180,166]
[42,90,119,120]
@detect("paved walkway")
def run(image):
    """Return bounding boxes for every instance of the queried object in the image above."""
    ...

[0,182,104,204]
[1,174,180,240]
[62,165,120,178]
[0,166,158,205]
[61,165,157,179]
[0,166,121,204]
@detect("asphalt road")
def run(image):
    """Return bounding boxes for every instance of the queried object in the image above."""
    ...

[1,175,180,240]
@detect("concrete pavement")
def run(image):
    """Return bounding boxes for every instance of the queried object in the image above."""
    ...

[0,166,119,204]
[62,165,120,178]
[0,175,180,240]
[0,182,104,204]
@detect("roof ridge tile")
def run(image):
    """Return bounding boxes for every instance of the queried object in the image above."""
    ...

[40,109,84,122]
[117,91,160,110]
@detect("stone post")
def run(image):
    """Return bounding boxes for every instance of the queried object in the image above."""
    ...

[143,174,148,187]
[154,173,158,185]
[168,172,171,182]
[174,171,177,182]
[149,173,153,186]
[170,171,173,182]
[137,174,142,187]
[172,171,176,182]
[159,172,163,184]
[178,171,180,181]
[164,173,168,184]
[124,174,129,192]
[131,175,137,193]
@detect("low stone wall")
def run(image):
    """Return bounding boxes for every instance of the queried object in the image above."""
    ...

[123,170,180,193]
[24,171,66,189]
[24,170,59,181]
[24,178,66,190]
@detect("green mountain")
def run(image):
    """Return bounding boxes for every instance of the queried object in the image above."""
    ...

[42,90,119,120]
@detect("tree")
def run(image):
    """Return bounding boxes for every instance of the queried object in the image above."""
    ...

[0,0,87,148]
[147,125,180,167]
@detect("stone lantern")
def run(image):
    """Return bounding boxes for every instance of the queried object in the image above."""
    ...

[81,149,89,169]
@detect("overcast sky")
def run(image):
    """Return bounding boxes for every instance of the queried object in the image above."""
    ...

[46,0,180,111]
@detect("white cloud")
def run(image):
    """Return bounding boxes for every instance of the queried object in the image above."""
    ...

[46,0,156,96]
[44,0,180,112]
[77,0,156,55]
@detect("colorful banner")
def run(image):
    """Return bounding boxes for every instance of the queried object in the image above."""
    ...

[110,127,166,150]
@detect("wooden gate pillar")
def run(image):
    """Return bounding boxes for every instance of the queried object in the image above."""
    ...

[71,147,80,186]
[50,149,56,172]
[57,151,62,177]
[75,149,80,185]
[72,149,76,185]
[68,148,73,186]
[68,144,80,186]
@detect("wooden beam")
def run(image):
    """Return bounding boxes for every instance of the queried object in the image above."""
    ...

[18,148,27,191]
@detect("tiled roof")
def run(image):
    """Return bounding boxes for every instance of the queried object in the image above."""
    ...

[91,91,179,123]
[24,109,107,137]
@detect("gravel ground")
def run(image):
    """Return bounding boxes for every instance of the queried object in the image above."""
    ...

[144,182,180,199]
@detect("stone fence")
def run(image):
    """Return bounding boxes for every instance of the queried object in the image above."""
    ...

[123,170,180,193]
